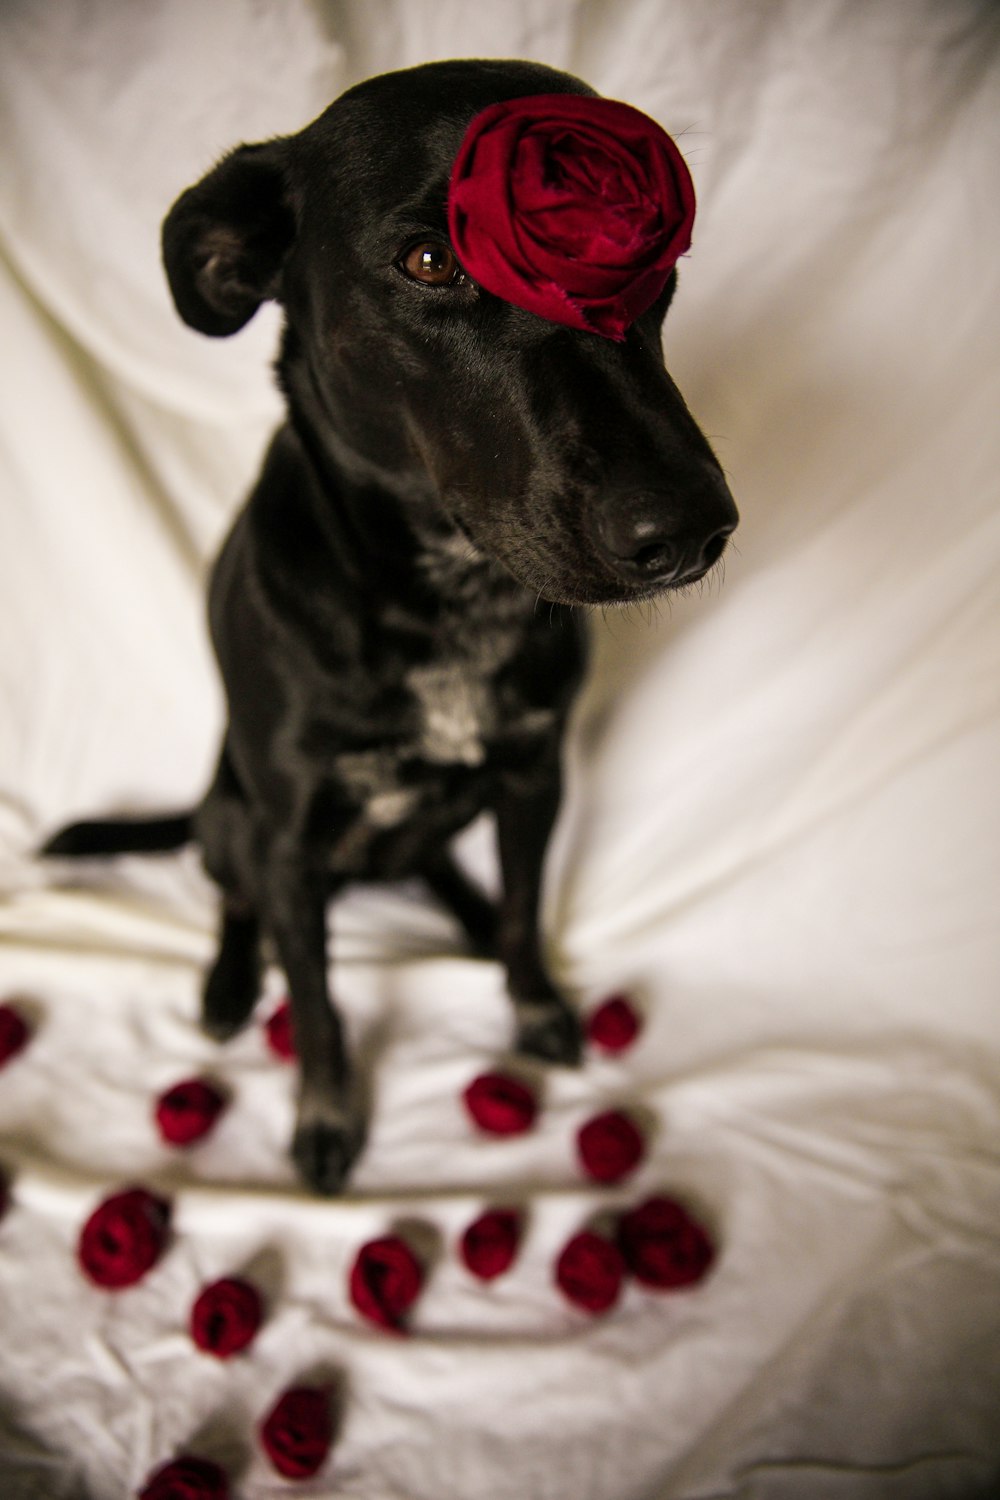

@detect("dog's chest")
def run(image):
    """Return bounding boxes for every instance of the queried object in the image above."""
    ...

[330,609,549,844]
[404,628,512,768]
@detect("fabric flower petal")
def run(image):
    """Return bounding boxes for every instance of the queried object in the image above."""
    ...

[155,1078,227,1146]
[577,1109,645,1183]
[349,1235,424,1332]
[463,1072,538,1135]
[585,994,641,1053]
[264,999,296,1059]
[616,1195,715,1288]
[555,1229,624,1313]
[449,92,694,340]
[77,1187,171,1289]
[460,1208,522,1280]
[138,1456,230,1499]
[191,1276,263,1357]
[0,1002,31,1068]
[260,1385,333,1480]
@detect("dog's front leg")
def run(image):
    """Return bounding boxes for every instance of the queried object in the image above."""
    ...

[260,859,363,1194]
[494,765,582,1067]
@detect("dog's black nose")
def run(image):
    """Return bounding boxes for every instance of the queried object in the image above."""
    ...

[594,482,737,587]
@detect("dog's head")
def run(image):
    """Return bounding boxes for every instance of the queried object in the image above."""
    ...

[163,60,737,606]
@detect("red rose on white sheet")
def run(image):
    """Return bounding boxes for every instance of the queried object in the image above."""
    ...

[349,1234,424,1332]
[138,1456,230,1499]
[460,1208,522,1280]
[576,1109,645,1182]
[155,1078,227,1146]
[463,1071,538,1134]
[259,1385,334,1479]
[191,1276,263,1357]
[555,1229,625,1313]
[77,1186,171,1289]
[616,1195,715,1289]
[0,1001,30,1067]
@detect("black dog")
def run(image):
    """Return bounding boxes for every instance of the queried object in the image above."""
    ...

[44,59,737,1194]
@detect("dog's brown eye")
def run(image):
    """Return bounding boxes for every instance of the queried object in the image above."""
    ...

[400,242,464,286]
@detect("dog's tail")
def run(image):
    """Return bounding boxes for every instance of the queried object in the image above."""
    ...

[40,813,195,858]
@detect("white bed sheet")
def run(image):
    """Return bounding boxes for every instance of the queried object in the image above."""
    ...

[1,2,998,1497]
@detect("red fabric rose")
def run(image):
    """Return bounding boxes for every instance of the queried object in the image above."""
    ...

[77,1186,171,1289]
[460,1208,522,1280]
[264,999,296,1059]
[586,994,641,1053]
[190,1277,263,1358]
[463,1072,538,1135]
[616,1195,715,1289]
[259,1385,333,1480]
[577,1109,645,1183]
[349,1235,424,1332]
[155,1078,227,1146]
[555,1229,624,1313]
[0,1001,30,1067]
[138,1456,230,1499]
[448,93,695,340]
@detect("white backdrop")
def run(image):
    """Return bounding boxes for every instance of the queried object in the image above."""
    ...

[1,2,999,1497]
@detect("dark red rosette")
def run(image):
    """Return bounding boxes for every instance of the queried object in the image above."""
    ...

[555,1229,625,1313]
[586,994,641,1053]
[463,1072,538,1135]
[448,93,696,340]
[460,1208,522,1281]
[77,1186,171,1289]
[190,1276,263,1358]
[0,1002,30,1067]
[349,1235,424,1332]
[138,1455,230,1499]
[259,1385,333,1480]
[616,1195,715,1289]
[155,1078,227,1146]
[264,999,296,1060]
[577,1109,645,1183]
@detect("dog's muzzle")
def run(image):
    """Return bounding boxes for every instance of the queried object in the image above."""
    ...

[592,473,738,590]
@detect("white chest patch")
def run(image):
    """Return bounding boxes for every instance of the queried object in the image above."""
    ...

[335,749,420,828]
[406,661,493,766]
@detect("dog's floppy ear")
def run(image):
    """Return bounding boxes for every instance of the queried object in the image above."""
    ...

[162,141,296,337]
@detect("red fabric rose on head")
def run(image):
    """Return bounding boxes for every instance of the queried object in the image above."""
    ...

[463,1071,538,1135]
[191,1276,263,1358]
[264,998,296,1059]
[460,1208,522,1281]
[155,1078,227,1146]
[555,1229,625,1313]
[349,1235,424,1332]
[260,1385,333,1480]
[138,1455,230,1499]
[448,93,695,340]
[577,1109,645,1183]
[77,1186,171,1289]
[617,1195,715,1289]
[0,1001,31,1067]
[586,994,641,1053]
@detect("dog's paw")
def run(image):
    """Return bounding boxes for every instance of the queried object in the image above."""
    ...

[292,1107,365,1196]
[514,998,583,1068]
[201,950,259,1042]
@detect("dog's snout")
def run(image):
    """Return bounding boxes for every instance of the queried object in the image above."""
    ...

[594,482,737,589]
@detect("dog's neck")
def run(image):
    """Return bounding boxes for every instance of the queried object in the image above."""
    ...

[271,404,533,642]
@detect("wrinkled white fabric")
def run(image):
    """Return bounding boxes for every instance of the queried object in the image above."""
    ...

[1,2,998,1497]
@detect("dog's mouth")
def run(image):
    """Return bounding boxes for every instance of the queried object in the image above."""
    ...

[446,509,734,609]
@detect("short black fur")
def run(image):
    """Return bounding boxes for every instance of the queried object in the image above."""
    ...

[43,60,737,1193]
